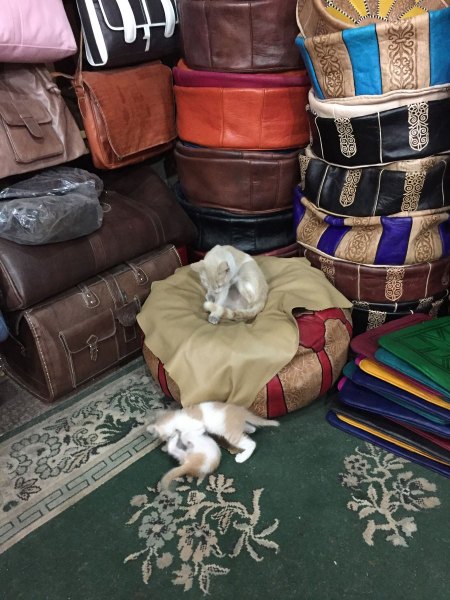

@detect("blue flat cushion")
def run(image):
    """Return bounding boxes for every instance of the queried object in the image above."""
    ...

[327,410,450,479]
[339,377,450,439]
[430,7,450,86]
[343,362,450,423]
[0,312,8,342]
[342,26,382,96]
[295,36,324,99]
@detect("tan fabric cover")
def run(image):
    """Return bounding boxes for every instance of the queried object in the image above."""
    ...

[137,256,352,407]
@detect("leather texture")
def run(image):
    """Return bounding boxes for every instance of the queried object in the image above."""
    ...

[0,0,77,62]
[0,165,197,312]
[74,61,176,169]
[77,0,180,68]
[295,191,450,266]
[176,185,296,253]
[296,0,448,37]
[189,242,300,261]
[0,245,182,402]
[296,7,450,98]
[303,247,450,303]
[327,405,450,477]
[299,149,450,217]
[338,377,450,439]
[174,70,310,150]
[178,0,302,72]
[379,316,450,393]
[375,348,450,399]
[350,290,449,336]
[175,142,299,213]
[350,313,431,358]
[143,307,352,418]
[308,95,450,167]
[0,66,87,178]
[344,361,450,422]
[173,59,309,87]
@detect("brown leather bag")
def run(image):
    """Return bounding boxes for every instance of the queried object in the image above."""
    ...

[74,61,177,169]
[0,245,182,402]
[0,65,87,178]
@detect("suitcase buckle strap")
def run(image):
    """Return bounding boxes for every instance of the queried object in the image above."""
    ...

[86,334,99,361]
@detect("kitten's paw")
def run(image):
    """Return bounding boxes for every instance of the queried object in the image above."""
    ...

[235,451,250,463]
[203,301,214,312]
[208,314,220,325]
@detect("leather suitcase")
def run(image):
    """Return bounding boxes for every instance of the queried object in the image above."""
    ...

[0,244,181,402]
[0,164,197,312]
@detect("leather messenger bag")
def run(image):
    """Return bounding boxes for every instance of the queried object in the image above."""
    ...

[0,245,182,402]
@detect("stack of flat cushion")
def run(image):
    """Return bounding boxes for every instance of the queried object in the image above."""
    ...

[328,314,450,478]
[174,0,310,257]
[294,3,450,335]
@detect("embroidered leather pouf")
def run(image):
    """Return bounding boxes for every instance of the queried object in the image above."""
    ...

[142,307,352,418]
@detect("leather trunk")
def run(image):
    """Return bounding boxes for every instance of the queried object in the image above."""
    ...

[0,164,197,312]
[0,245,182,402]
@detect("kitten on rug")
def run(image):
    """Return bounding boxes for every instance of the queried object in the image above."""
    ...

[160,429,222,489]
[147,401,279,464]
[190,244,269,324]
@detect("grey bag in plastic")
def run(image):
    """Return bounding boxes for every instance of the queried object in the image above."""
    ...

[0,167,104,245]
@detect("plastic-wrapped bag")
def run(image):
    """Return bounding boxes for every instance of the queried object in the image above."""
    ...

[0,167,104,245]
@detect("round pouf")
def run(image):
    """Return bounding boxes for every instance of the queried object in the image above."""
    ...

[143,307,352,418]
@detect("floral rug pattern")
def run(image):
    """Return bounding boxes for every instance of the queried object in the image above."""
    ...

[0,360,170,554]
[124,474,280,595]
[339,443,441,547]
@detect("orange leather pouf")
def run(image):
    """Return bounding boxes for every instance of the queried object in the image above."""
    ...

[142,307,352,418]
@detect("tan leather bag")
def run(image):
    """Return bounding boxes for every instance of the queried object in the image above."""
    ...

[0,65,87,178]
[74,61,177,169]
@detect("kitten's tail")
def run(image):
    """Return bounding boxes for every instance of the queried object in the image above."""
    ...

[160,464,192,490]
[221,298,267,321]
[245,413,280,428]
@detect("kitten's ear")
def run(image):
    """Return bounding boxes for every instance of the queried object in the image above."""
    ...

[218,260,230,274]
[190,260,204,273]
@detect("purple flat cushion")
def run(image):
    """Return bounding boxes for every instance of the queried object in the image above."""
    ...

[339,377,450,439]
[173,60,309,88]
[327,410,450,479]
[350,313,430,357]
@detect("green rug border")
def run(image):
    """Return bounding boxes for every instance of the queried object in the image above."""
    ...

[0,356,147,442]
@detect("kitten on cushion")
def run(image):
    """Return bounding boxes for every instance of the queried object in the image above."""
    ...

[160,429,221,489]
[191,244,269,324]
[147,401,279,464]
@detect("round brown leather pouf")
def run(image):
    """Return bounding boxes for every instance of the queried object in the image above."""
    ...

[142,307,352,418]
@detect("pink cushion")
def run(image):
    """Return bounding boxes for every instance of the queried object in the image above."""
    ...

[0,0,77,63]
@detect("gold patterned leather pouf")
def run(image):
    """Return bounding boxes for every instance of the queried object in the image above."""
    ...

[142,308,352,418]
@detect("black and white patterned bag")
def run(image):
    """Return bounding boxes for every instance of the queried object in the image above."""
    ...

[76,0,179,68]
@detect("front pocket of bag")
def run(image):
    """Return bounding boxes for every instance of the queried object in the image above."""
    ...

[59,309,120,387]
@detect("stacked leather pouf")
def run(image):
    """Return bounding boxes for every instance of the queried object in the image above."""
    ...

[294,1,450,335]
[173,0,310,259]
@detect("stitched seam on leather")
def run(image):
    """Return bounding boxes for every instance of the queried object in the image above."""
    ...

[26,313,55,397]
[249,1,254,69]
[0,262,23,310]
[274,161,281,210]
[203,1,213,68]
[259,90,265,149]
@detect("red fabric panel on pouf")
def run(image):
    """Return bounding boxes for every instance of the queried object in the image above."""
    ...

[142,307,352,418]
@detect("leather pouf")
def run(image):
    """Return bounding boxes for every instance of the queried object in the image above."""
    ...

[142,307,352,418]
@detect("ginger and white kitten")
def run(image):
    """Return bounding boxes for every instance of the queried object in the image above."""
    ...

[160,429,221,489]
[190,244,269,324]
[147,401,279,464]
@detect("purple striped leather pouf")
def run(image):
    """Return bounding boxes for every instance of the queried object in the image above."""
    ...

[142,307,352,418]
[294,190,450,266]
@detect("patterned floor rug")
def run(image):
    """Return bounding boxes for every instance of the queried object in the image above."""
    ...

[0,357,449,599]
